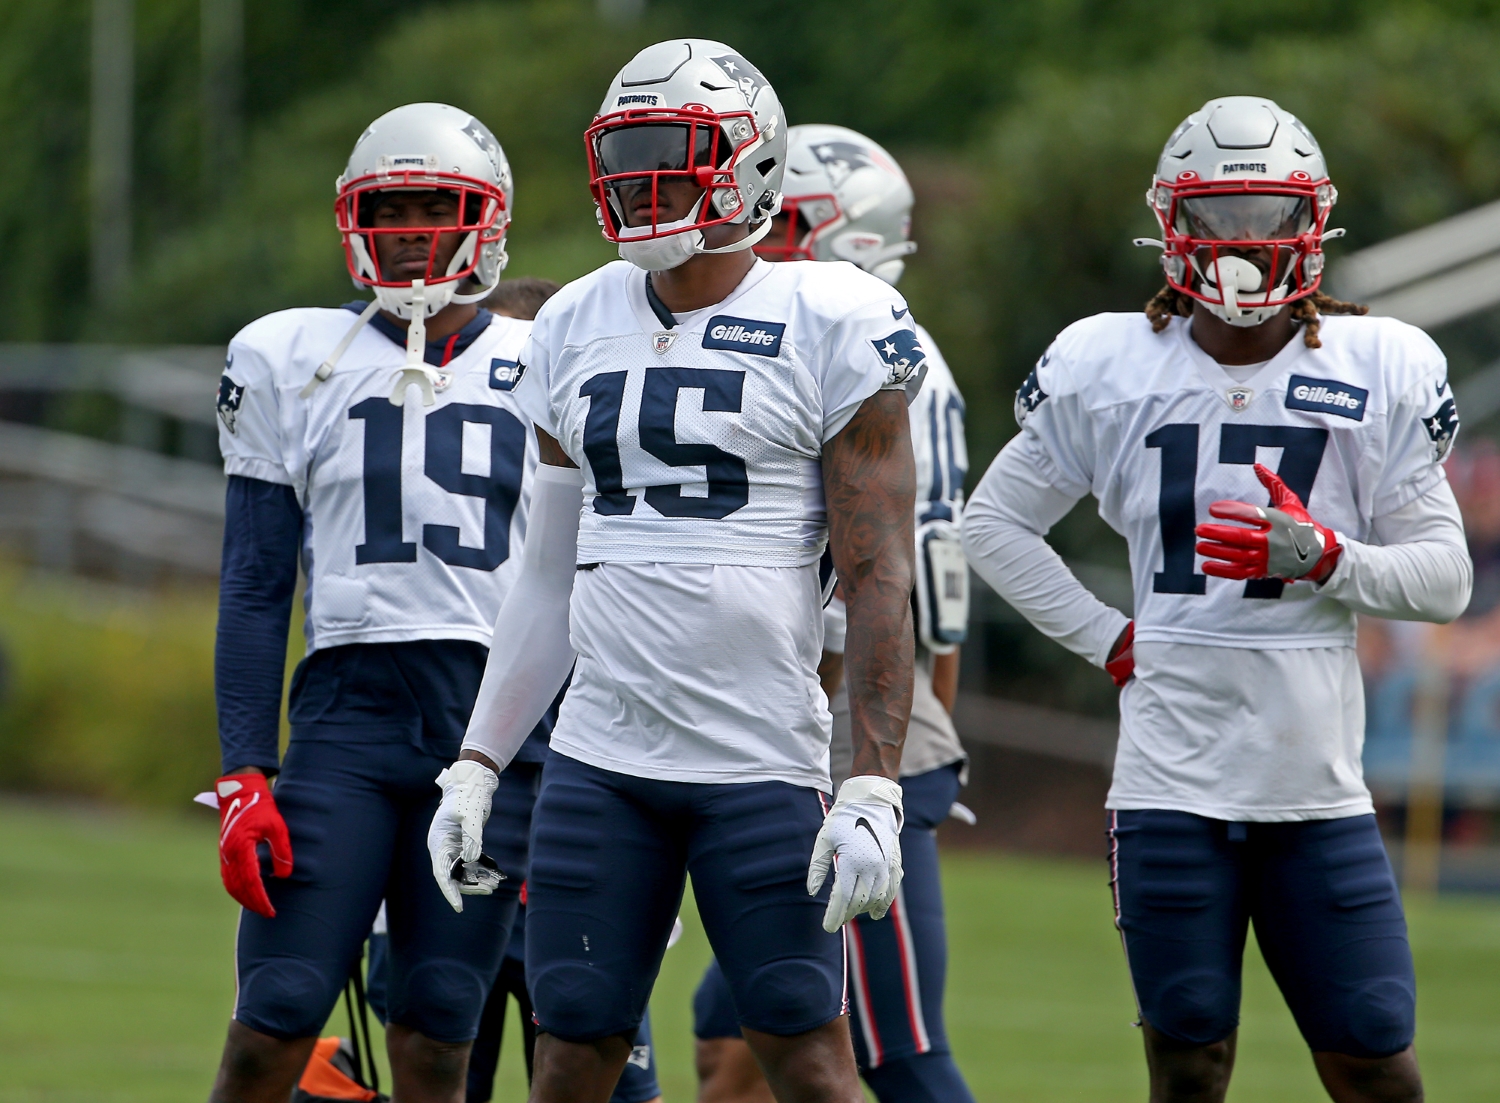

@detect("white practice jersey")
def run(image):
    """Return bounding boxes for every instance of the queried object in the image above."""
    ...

[911,325,968,527]
[1016,312,1454,650]
[515,258,924,788]
[217,307,538,652]
[1010,310,1459,820]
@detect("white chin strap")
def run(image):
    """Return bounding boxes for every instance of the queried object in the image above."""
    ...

[299,279,454,407]
[1199,255,1289,327]
[617,195,774,272]
[389,280,445,407]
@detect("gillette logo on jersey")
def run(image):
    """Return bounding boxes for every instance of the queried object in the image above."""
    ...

[490,358,525,390]
[702,316,786,356]
[1285,375,1369,421]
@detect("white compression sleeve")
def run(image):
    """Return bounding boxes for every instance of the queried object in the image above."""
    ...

[461,464,584,768]
[1319,477,1473,623]
[962,435,1131,667]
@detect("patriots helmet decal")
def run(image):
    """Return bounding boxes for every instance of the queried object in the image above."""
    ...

[709,53,770,108]
[809,141,875,189]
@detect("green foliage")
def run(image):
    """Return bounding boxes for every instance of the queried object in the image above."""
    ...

[103,0,654,342]
[0,572,225,807]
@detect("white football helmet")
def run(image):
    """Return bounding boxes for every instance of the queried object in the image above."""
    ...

[758,124,916,285]
[336,102,513,321]
[586,39,786,271]
[1140,96,1337,326]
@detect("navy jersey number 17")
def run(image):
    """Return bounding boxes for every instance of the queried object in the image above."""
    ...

[1147,422,1328,599]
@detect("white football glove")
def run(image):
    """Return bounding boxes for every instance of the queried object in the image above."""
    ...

[807,775,904,933]
[428,760,501,913]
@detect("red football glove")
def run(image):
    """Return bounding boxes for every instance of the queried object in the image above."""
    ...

[1105,621,1135,687]
[1195,463,1343,584]
[216,773,293,918]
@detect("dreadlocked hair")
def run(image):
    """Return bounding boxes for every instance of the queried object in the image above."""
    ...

[1145,285,1368,348]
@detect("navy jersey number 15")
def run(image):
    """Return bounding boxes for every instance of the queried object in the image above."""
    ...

[579,367,749,520]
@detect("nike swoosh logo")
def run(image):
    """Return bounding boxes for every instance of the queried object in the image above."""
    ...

[220,793,258,845]
[891,305,909,320]
[854,817,885,857]
[1437,380,1448,396]
[1288,523,1317,566]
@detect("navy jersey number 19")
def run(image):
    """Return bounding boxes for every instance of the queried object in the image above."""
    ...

[1148,422,1328,599]
[349,396,527,570]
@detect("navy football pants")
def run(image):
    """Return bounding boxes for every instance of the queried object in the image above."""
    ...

[694,764,976,1103]
[1109,810,1416,1057]
[233,737,533,1042]
[527,753,845,1043]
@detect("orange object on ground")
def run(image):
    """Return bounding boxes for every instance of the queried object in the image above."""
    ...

[293,1036,379,1102]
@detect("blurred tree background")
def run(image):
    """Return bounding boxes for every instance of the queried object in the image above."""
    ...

[7,0,1500,782]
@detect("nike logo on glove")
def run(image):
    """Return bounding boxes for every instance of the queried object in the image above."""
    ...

[220,793,258,843]
[1437,380,1448,396]
[1288,520,1320,565]
[891,305,909,320]
[854,817,885,857]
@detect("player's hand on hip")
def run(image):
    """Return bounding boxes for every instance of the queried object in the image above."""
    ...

[1195,463,1343,584]
[808,775,904,933]
[429,760,500,912]
[215,773,293,918]
[1105,621,1135,686]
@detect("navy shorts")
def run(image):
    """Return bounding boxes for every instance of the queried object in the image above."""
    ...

[694,764,963,1070]
[234,642,538,1043]
[526,753,845,1042]
[1109,810,1416,1058]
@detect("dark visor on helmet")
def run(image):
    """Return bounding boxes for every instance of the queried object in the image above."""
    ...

[1176,194,1313,241]
[596,124,722,181]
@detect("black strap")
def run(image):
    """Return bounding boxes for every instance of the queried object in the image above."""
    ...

[643,274,677,330]
[343,952,381,1094]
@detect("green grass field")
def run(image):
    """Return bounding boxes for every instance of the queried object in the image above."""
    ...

[1,799,1498,1102]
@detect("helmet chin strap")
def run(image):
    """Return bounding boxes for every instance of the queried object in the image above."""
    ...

[389,280,444,407]
[697,216,775,256]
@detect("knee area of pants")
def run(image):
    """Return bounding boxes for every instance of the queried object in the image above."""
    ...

[1146,971,1239,1047]
[1312,979,1416,1059]
[734,961,839,1034]
[386,960,488,1044]
[236,959,340,1040]
[530,962,636,1041]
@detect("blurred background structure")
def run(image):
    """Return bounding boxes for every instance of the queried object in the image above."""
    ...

[4,0,1500,881]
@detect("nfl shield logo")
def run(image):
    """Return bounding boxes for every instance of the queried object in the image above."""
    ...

[1227,387,1253,412]
[653,331,676,354]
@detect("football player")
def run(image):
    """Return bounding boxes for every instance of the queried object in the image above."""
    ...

[692,124,976,1103]
[426,39,921,1103]
[208,103,549,1102]
[963,96,1472,1103]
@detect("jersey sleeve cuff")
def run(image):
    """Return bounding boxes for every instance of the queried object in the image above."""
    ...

[223,455,294,486]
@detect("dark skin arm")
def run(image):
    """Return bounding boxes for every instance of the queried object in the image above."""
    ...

[823,390,918,780]
[931,647,959,714]
[458,426,577,777]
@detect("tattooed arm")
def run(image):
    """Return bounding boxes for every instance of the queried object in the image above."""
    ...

[823,390,918,780]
